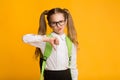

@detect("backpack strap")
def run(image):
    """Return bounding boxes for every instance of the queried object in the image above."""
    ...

[40,34,72,80]
[40,34,52,80]
[65,36,72,66]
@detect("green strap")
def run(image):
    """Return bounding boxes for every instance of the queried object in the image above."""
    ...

[40,34,72,80]
[65,36,72,66]
[40,61,46,80]
[40,34,52,80]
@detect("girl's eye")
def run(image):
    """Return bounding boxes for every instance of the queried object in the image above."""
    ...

[59,21,63,23]
[49,20,65,27]
[50,22,56,25]
[58,20,65,25]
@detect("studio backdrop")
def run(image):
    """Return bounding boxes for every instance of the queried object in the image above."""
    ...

[0,0,120,80]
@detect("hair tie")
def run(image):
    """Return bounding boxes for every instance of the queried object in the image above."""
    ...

[63,8,69,14]
[43,10,49,15]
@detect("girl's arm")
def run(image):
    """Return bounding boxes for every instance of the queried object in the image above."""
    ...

[70,44,78,80]
[22,34,46,50]
[22,34,59,49]
[23,34,49,43]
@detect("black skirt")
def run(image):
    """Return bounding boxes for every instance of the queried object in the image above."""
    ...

[44,69,72,80]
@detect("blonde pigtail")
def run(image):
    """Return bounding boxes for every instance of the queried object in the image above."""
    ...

[64,9,78,46]
[35,10,49,59]
[38,10,48,35]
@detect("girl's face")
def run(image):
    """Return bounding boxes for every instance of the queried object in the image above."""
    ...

[49,13,67,35]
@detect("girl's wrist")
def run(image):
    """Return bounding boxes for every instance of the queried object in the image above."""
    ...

[42,36,50,42]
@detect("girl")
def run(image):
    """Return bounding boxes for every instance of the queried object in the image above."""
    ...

[23,8,78,80]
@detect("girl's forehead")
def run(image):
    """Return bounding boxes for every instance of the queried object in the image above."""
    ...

[50,13,65,21]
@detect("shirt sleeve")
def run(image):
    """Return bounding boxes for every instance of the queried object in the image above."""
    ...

[22,34,46,53]
[70,44,78,80]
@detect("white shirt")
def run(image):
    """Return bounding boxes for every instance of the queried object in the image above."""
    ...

[22,32,78,80]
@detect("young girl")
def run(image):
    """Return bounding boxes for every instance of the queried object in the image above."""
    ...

[23,8,78,80]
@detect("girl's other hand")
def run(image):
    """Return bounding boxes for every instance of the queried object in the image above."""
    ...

[49,37,59,50]
[43,37,59,50]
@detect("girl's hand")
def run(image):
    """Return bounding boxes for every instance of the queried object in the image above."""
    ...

[43,37,59,50]
[48,37,59,50]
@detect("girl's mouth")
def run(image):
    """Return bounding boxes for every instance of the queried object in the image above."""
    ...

[58,28,62,31]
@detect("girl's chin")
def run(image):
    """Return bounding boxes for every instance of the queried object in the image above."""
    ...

[53,30,64,34]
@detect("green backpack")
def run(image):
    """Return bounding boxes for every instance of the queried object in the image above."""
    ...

[40,34,72,80]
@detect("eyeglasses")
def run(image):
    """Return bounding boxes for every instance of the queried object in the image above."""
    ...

[49,20,66,27]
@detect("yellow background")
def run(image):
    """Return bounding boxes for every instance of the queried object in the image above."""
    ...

[0,0,120,80]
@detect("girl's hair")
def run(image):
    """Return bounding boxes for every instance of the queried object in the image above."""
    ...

[35,8,78,59]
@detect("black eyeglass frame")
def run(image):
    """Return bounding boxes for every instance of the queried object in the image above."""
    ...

[49,19,66,27]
